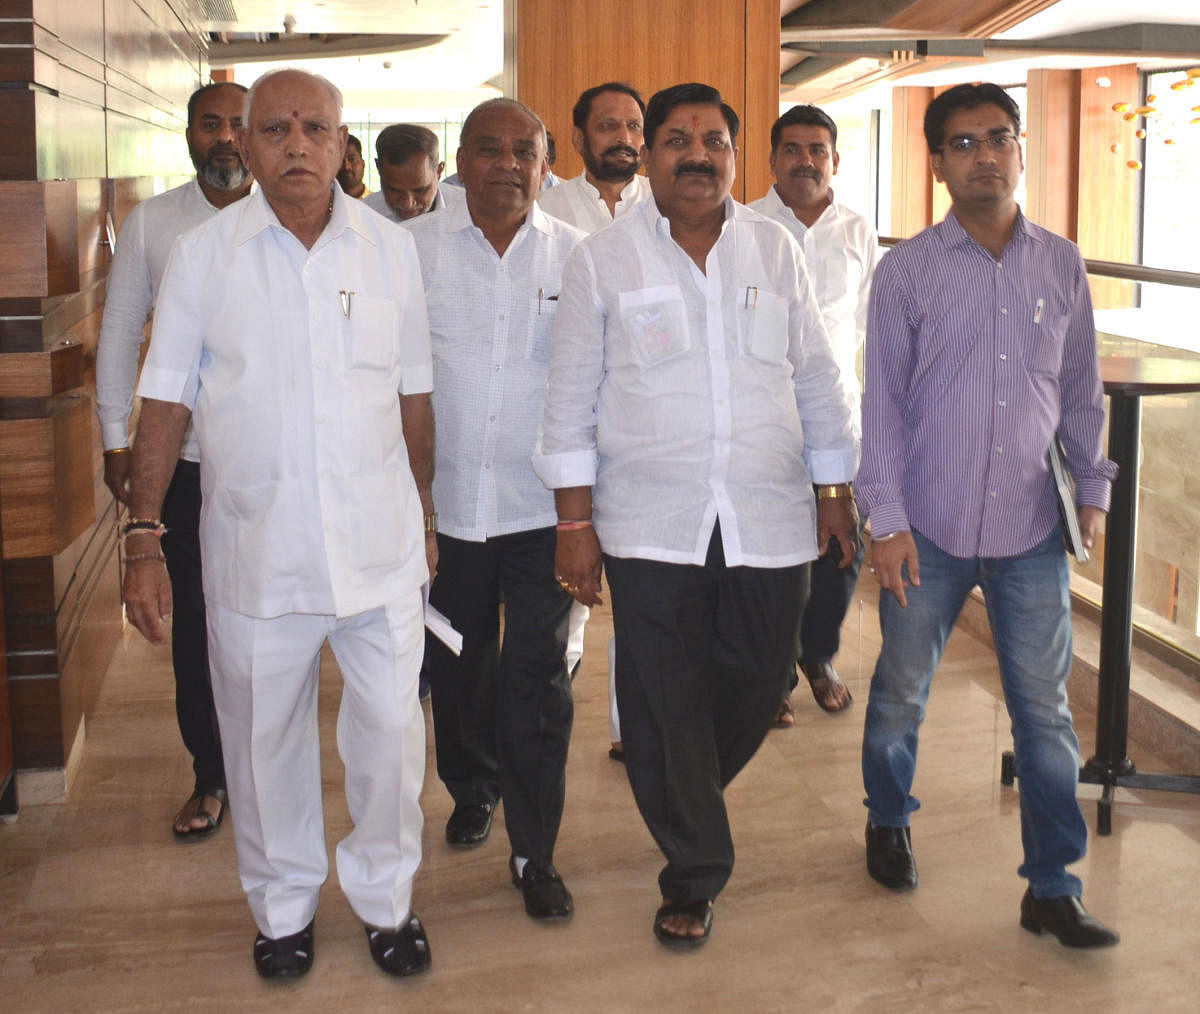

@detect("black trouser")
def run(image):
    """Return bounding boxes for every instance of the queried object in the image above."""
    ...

[604,525,808,901]
[160,460,224,794]
[426,527,573,865]
[789,520,865,690]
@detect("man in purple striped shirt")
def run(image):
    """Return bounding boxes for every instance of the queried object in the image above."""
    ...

[855,83,1120,948]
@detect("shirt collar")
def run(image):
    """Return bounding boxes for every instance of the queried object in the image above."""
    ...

[448,194,552,237]
[649,193,738,239]
[233,185,377,248]
[765,183,839,229]
[940,205,1037,250]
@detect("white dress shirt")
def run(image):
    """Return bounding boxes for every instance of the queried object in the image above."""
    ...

[537,172,652,234]
[747,185,877,394]
[363,182,464,223]
[138,186,434,619]
[533,197,859,568]
[96,178,230,460]
[405,200,586,541]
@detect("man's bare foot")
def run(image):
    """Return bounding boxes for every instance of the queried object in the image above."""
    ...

[773,696,795,728]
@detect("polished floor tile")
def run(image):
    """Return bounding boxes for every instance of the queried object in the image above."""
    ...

[2,573,1199,1012]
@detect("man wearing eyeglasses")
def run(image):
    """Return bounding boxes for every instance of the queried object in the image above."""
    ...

[855,83,1120,948]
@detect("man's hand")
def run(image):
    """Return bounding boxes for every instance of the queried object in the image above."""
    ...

[869,531,920,608]
[1078,505,1106,550]
[816,496,859,569]
[104,451,132,505]
[555,527,603,606]
[122,535,173,644]
[425,531,439,583]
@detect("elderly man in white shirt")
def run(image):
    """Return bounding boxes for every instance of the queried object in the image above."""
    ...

[96,81,251,841]
[533,83,859,950]
[363,122,464,223]
[749,104,877,721]
[123,69,436,982]
[407,98,585,923]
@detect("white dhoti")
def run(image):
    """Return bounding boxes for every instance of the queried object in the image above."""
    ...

[206,590,425,938]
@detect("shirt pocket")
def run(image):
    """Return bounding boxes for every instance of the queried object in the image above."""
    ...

[525,292,557,360]
[342,295,397,371]
[1022,297,1067,376]
[618,284,690,366]
[736,287,790,364]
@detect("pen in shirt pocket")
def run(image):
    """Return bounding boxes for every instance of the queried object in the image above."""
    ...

[537,287,559,314]
[1033,297,1045,325]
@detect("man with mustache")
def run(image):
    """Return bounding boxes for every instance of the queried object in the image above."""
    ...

[538,82,652,761]
[96,80,252,842]
[123,68,437,979]
[538,82,650,232]
[534,83,858,948]
[749,105,878,721]
[337,133,369,198]
[857,83,1118,947]
[408,98,586,921]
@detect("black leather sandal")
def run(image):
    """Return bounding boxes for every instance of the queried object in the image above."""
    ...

[653,898,713,950]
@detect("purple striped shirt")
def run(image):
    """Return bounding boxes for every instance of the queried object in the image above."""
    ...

[856,210,1117,558]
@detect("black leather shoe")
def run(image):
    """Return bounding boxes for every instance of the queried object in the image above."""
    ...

[253,918,314,979]
[865,821,918,891]
[445,801,495,846]
[365,913,433,976]
[510,857,573,920]
[1019,889,1119,948]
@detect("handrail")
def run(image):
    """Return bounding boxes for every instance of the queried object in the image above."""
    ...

[877,236,1200,289]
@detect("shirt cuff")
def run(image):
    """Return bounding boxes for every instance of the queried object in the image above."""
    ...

[531,447,597,491]
[805,446,859,485]
[101,421,131,451]
[1074,477,1112,513]
[136,365,194,408]
[860,501,910,538]
[399,363,433,396]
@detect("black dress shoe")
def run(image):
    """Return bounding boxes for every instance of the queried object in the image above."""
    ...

[510,857,573,920]
[1019,889,1119,948]
[253,918,314,979]
[865,821,918,891]
[445,801,495,847]
[365,913,433,976]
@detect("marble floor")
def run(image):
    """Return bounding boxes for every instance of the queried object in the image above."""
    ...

[3,573,1199,1013]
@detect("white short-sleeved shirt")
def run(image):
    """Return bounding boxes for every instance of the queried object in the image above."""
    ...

[138,186,434,619]
[96,178,230,461]
[405,200,585,541]
[537,172,652,234]
[533,197,859,568]
[747,186,877,393]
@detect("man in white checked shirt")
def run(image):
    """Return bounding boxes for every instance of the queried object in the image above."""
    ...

[407,98,585,922]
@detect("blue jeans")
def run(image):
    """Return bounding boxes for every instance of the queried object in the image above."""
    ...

[861,528,1087,898]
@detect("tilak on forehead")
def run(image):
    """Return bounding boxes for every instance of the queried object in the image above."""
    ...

[293,110,300,118]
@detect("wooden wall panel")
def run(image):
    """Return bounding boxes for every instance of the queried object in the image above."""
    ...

[1025,69,1080,240]
[0,181,80,298]
[514,0,779,203]
[890,87,933,238]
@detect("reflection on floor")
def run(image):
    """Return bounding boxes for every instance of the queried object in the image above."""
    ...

[3,573,1199,1013]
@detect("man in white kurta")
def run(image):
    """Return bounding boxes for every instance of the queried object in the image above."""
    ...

[123,69,435,981]
[748,104,877,719]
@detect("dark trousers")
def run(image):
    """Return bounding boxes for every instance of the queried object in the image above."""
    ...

[604,526,808,901]
[788,520,865,690]
[160,460,224,793]
[426,527,573,865]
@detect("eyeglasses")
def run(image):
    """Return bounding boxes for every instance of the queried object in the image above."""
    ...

[942,132,1018,156]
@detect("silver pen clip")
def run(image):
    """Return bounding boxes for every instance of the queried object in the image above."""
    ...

[340,290,354,318]
[744,285,758,310]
